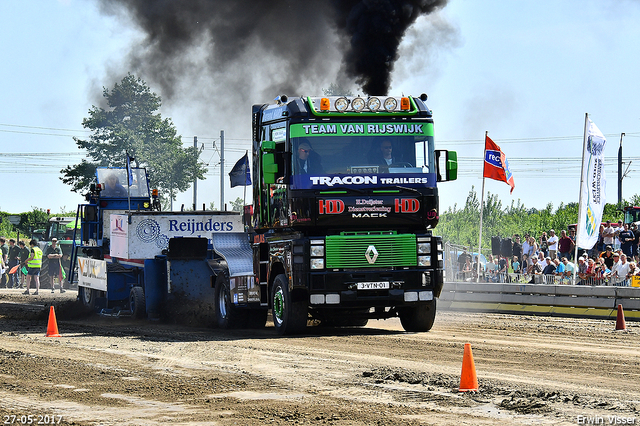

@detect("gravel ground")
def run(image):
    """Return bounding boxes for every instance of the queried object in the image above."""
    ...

[0,288,639,425]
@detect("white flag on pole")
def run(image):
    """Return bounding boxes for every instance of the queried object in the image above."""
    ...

[576,119,607,249]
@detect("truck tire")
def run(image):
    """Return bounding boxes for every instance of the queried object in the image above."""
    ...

[130,286,146,319]
[214,272,244,329]
[79,286,96,310]
[272,274,307,335]
[399,299,437,332]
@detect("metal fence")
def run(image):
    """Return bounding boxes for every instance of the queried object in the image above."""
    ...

[444,241,634,287]
[439,281,640,321]
[453,271,631,286]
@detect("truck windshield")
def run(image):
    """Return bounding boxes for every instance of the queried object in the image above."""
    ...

[291,134,434,176]
[96,168,150,198]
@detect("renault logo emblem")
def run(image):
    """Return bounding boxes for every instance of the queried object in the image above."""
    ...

[365,245,378,264]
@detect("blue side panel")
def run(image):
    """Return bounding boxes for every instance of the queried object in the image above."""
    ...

[106,271,134,303]
[144,256,167,319]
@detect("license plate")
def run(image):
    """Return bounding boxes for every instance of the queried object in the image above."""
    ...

[357,281,390,290]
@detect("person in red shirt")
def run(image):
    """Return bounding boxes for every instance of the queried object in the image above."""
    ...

[558,230,575,260]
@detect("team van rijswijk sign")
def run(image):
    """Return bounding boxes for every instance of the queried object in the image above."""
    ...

[289,122,436,189]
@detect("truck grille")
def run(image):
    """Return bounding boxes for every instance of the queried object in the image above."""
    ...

[325,233,416,268]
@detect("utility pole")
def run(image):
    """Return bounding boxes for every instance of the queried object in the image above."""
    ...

[220,130,225,210]
[618,132,625,206]
[193,136,198,211]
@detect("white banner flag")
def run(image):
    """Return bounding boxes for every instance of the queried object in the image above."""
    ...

[576,119,607,249]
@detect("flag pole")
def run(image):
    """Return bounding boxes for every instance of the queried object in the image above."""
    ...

[573,113,589,284]
[126,151,131,213]
[243,150,248,206]
[477,131,487,282]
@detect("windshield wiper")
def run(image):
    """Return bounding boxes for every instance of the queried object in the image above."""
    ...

[316,186,366,195]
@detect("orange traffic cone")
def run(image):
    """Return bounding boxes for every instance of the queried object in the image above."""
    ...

[45,306,61,337]
[459,343,478,392]
[616,304,627,331]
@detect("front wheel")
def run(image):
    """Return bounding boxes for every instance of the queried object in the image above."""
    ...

[214,272,243,328]
[399,299,436,332]
[79,286,96,310]
[130,286,146,319]
[272,274,307,335]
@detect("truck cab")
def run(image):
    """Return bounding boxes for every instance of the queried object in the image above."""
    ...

[238,94,457,334]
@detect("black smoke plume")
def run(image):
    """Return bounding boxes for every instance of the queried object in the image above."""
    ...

[333,0,448,94]
[99,0,448,97]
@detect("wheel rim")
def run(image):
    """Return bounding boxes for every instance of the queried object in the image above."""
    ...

[129,293,136,313]
[82,287,92,305]
[273,287,285,325]
[218,284,229,319]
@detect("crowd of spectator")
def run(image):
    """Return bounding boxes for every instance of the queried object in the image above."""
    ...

[456,219,640,286]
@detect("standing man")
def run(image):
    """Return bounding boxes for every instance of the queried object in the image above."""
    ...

[619,223,635,260]
[558,230,574,261]
[614,220,624,250]
[521,235,531,264]
[547,230,559,260]
[0,237,7,288]
[602,220,615,249]
[7,239,20,288]
[512,234,522,263]
[22,240,43,295]
[45,238,65,293]
[631,223,640,262]
[17,241,30,288]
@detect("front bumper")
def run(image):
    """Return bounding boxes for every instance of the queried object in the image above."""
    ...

[306,268,443,307]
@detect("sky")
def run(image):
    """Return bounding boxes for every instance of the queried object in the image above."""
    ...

[2,0,640,216]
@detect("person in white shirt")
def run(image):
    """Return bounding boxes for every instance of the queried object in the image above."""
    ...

[547,229,559,260]
[612,253,631,286]
[602,221,616,247]
[537,252,548,269]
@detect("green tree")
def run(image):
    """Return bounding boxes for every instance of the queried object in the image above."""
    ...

[230,197,245,212]
[61,73,207,205]
[17,208,50,238]
[438,186,631,255]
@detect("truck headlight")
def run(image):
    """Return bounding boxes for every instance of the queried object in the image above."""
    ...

[418,255,431,267]
[417,242,431,254]
[310,245,325,257]
[310,258,325,269]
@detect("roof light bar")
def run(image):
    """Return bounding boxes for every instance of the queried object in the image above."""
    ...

[367,97,381,112]
[335,97,349,112]
[351,97,365,112]
[383,97,397,112]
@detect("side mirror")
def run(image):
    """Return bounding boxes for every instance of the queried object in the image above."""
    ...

[435,150,458,182]
[446,150,458,181]
[262,152,278,184]
[262,140,276,152]
[261,140,287,184]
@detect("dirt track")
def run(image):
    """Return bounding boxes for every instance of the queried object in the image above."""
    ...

[1,288,639,425]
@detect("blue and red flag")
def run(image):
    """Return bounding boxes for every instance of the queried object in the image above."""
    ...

[483,135,515,193]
